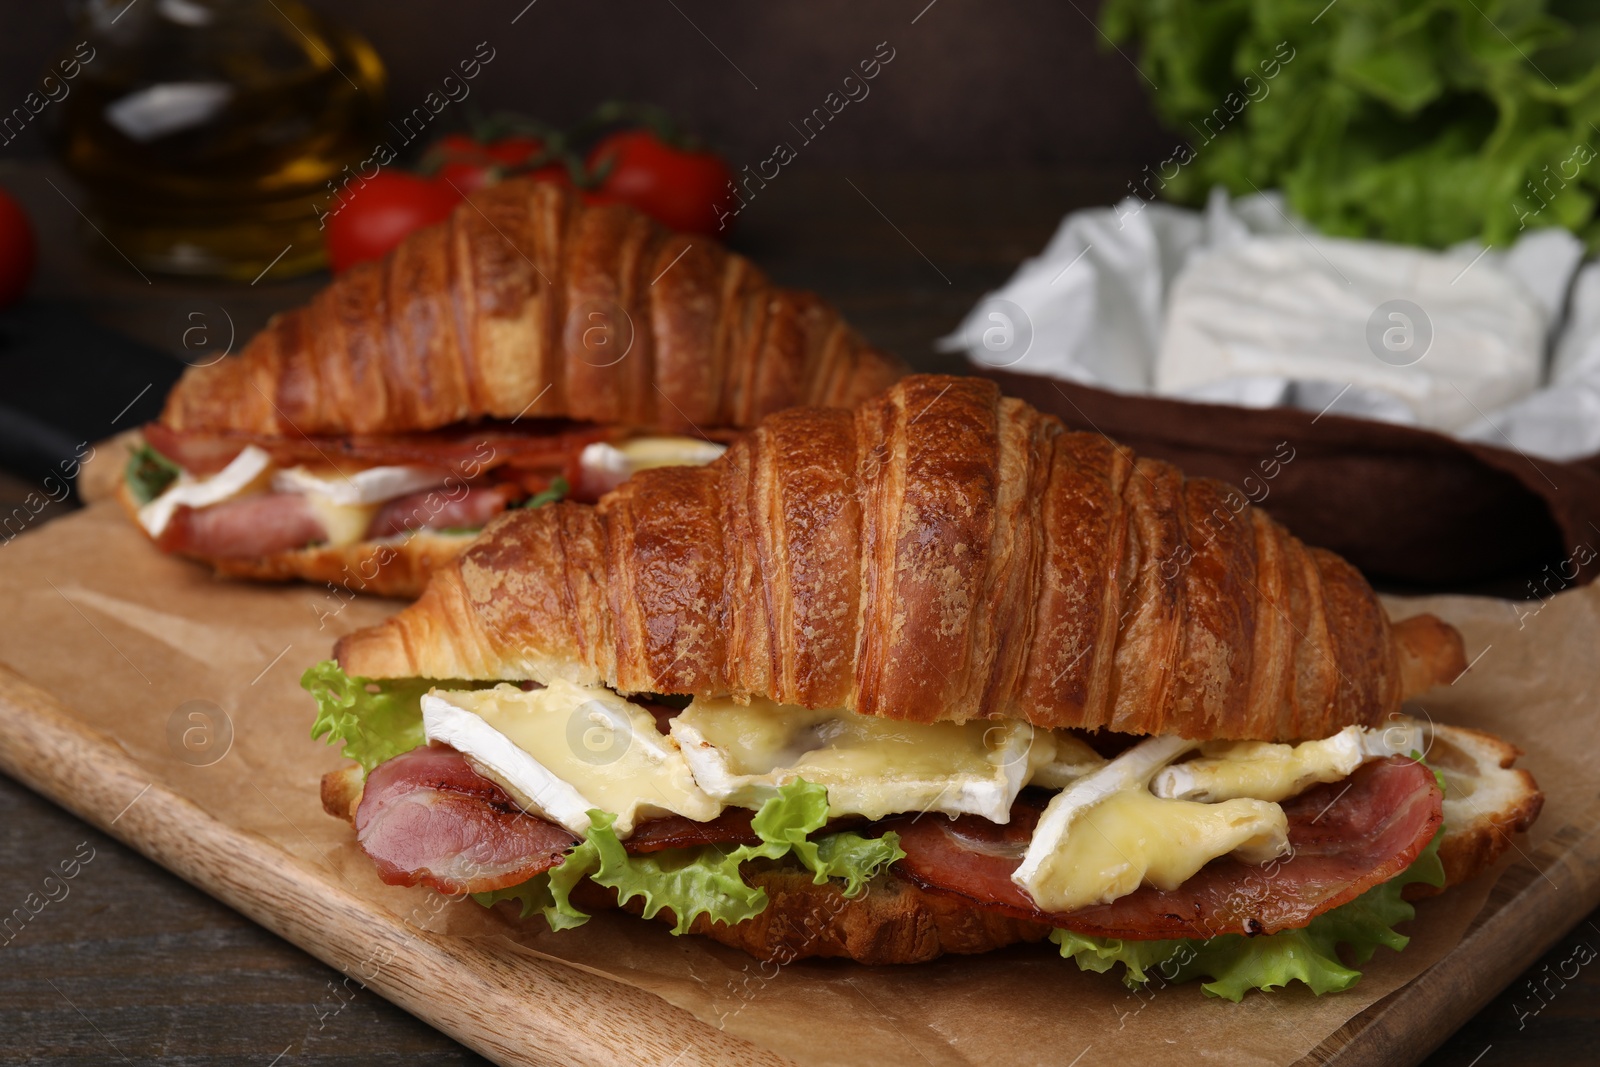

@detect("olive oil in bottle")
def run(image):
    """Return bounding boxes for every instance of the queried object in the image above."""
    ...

[51,0,386,281]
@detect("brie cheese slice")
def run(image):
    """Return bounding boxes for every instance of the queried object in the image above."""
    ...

[302,496,380,547]
[272,464,448,506]
[1150,722,1425,803]
[670,696,1051,822]
[1013,735,1290,913]
[138,445,273,537]
[1030,731,1108,789]
[581,436,726,474]
[423,682,721,837]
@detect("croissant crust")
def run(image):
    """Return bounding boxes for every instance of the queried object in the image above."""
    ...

[158,180,902,437]
[337,375,1465,740]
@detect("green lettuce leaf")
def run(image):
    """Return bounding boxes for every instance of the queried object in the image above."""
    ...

[471,879,557,921]
[303,661,494,774]
[480,780,906,935]
[806,829,909,897]
[522,476,569,509]
[555,809,771,934]
[1051,829,1446,1000]
[125,443,182,505]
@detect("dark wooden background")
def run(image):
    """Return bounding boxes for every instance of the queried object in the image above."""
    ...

[1,2,1595,1064]
[2,0,1173,169]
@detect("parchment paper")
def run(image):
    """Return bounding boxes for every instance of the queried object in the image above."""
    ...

[0,502,1590,1067]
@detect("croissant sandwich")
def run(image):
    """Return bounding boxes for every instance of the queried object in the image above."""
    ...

[118,179,903,597]
[305,375,1541,995]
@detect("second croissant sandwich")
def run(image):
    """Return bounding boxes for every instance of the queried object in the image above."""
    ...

[119,179,903,597]
[306,375,1541,994]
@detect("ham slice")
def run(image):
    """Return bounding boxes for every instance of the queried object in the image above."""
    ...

[156,492,325,559]
[159,484,520,558]
[365,484,520,539]
[883,756,1443,939]
[356,745,580,893]
[355,746,766,894]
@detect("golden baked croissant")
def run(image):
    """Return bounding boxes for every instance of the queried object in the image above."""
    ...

[160,179,902,437]
[338,374,1466,740]
[120,179,903,598]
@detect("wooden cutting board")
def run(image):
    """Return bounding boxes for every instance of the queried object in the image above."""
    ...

[0,502,1594,1067]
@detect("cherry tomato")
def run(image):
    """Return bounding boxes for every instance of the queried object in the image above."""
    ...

[324,171,460,273]
[587,129,733,235]
[0,187,37,308]
[431,134,569,194]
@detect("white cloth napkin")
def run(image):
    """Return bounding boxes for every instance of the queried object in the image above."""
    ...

[942,188,1596,460]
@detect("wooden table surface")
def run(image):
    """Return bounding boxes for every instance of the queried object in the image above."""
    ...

[0,161,1594,1066]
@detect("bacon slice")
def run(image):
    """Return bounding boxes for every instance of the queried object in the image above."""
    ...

[614,810,759,854]
[144,421,616,479]
[356,745,580,894]
[157,492,326,559]
[883,757,1443,939]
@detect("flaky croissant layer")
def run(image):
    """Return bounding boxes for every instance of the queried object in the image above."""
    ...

[159,180,902,438]
[337,375,1466,740]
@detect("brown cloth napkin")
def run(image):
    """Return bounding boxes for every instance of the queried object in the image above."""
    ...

[984,369,1600,593]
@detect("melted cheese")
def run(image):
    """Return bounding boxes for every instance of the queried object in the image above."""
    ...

[272,464,447,506]
[670,696,1052,822]
[420,673,1386,914]
[579,437,726,479]
[303,495,379,547]
[1013,735,1290,913]
[137,445,273,537]
[275,464,452,545]
[1031,731,1107,789]
[422,682,720,837]
[1020,788,1288,911]
[1150,723,1421,803]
